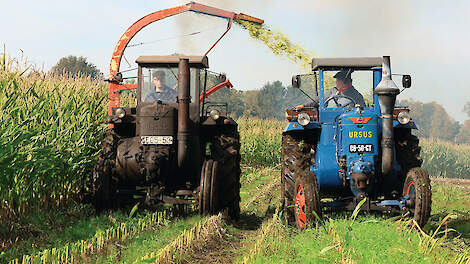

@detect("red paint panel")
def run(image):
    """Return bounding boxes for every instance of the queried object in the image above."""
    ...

[200,80,233,102]
[348,117,372,124]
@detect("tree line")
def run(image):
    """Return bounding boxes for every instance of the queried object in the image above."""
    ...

[51,55,470,144]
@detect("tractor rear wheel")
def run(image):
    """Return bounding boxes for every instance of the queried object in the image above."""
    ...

[211,131,241,220]
[294,157,321,231]
[403,167,432,228]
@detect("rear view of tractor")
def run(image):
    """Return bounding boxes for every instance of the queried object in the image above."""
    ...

[282,56,431,230]
[91,2,264,219]
[94,56,240,217]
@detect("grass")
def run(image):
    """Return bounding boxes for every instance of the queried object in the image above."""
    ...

[239,180,469,264]
[4,165,470,264]
[91,215,204,263]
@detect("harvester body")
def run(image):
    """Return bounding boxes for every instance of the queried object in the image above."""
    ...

[282,56,431,229]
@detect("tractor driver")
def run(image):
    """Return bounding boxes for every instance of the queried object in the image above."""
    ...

[324,70,365,108]
[299,70,365,108]
[145,70,177,102]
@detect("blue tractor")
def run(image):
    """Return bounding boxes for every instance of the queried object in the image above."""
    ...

[281,56,431,230]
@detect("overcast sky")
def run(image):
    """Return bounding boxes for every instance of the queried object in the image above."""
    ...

[2,0,469,122]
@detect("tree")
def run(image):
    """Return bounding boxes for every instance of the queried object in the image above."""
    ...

[455,120,470,144]
[464,102,470,118]
[398,99,461,141]
[51,56,101,78]
[256,81,286,119]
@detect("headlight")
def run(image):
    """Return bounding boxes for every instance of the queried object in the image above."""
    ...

[115,108,126,119]
[297,112,311,126]
[210,109,220,120]
[397,111,411,125]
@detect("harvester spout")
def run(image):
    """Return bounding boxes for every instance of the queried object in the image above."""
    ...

[374,56,400,176]
[177,58,191,169]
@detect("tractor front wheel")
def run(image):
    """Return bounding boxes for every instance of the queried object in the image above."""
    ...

[294,168,321,231]
[403,167,432,228]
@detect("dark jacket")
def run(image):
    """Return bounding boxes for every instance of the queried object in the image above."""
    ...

[145,85,177,102]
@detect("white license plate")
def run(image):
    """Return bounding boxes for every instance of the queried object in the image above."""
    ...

[349,144,374,153]
[141,136,173,145]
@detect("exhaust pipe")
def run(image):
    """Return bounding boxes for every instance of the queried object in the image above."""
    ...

[177,58,190,168]
[374,56,400,176]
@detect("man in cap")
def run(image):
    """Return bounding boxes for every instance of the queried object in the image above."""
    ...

[324,70,365,108]
[145,70,177,102]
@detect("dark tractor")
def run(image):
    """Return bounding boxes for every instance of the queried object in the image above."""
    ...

[93,56,241,219]
[282,56,431,230]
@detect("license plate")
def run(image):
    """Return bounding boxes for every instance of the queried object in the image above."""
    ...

[141,136,173,145]
[349,144,373,153]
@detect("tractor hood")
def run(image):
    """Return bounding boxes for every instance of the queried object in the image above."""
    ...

[337,109,379,158]
[336,108,379,197]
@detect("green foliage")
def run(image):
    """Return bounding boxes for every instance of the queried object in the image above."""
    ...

[238,118,282,166]
[8,210,170,264]
[50,56,101,79]
[248,81,286,119]
[237,21,313,68]
[0,62,107,216]
[398,99,461,142]
[455,120,470,144]
[420,138,470,179]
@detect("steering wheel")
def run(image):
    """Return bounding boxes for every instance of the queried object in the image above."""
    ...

[324,94,357,108]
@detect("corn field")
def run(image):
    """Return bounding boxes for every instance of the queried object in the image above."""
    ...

[0,58,108,217]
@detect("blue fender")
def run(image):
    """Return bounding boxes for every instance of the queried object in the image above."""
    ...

[283,121,321,133]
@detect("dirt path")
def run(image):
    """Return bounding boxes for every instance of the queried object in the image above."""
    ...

[161,167,281,264]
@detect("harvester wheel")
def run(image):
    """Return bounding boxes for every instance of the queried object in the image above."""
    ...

[210,131,241,220]
[92,130,120,212]
[403,167,432,228]
[281,134,312,222]
[294,158,321,231]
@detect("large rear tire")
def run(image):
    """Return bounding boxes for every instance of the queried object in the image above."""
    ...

[211,131,241,220]
[403,167,432,228]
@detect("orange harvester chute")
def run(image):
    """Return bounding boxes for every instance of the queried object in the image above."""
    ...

[107,1,264,117]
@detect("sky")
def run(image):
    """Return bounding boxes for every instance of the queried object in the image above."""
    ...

[2,0,469,122]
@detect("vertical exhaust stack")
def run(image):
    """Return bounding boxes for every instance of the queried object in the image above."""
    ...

[374,56,400,176]
[177,58,190,169]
